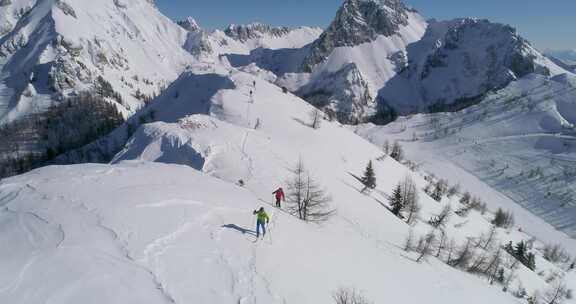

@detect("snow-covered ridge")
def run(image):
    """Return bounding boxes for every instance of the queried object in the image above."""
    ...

[0,0,194,124]
[177,16,200,33]
[179,18,322,63]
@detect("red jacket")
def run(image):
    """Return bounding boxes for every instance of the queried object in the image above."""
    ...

[273,188,285,201]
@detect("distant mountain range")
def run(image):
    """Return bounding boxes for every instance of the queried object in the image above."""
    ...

[546,50,576,72]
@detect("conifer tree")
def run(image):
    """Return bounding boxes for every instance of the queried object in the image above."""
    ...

[390,141,404,161]
[389,184,403,216]
[459,191,471,205]
[361,160,376,191]
[383,140,390,155]
[492,208,514,228]
[515,241,527,259]
[431,179,447,202]
[527,253,536,271]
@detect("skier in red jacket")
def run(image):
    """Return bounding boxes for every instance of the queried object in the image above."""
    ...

[272,187,285,208]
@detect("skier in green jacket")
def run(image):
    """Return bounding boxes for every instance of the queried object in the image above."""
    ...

[253,207,269,238]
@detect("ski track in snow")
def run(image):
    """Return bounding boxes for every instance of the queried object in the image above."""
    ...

[31,188,181,304]
[0,255,41,294]
[80,202,178,304]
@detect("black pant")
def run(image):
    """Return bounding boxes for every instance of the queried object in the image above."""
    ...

[275,199,281,208]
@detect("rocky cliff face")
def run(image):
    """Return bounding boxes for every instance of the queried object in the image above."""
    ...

[376,18,564,114]
[177,17,201,33]
[298,63,374,124]
[224,23,292,42]
[301,0,414,72]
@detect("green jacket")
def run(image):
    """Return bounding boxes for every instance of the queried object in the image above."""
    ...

[254,210,269,223]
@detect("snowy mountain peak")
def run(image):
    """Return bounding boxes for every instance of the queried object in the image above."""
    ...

[436,18,541,79]
[374,17,568,114]
[0,0,193,123]
[301,0,418,72]
[178,16,201,32]
[0,0,195,173]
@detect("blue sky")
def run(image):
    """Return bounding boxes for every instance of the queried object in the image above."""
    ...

[155,0,576,51]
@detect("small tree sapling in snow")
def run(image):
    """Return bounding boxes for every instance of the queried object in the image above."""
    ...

[286,158,335,222]
[332,287,373,304]
[527,292,540,304]
[431,179,448,202]
[459,191,471,205]
[467,251,489,274]
[445,238,457,264]
[486,249,503,285]
[404,228,415,251]
[505,240,536,271]
[543,243,572,265]
[492,208,515,228]
[477,225,498,251]
[513,283,527,298]
[447,183,460,197]
[428,205,452,229]
[542,281,570,304]
[401,176,420,225]
[415,231,436,263]
[435,230,448,258]
[309,109,322,129]
[383,140,390,155]
[448,239,473,268]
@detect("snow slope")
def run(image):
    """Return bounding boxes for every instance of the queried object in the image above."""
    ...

[0,0,194,123]
[0,161,535,304]
[358,73,576,238]
[4,63,576,303]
